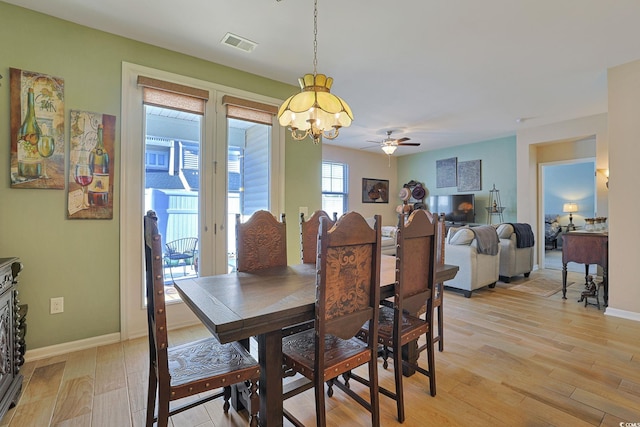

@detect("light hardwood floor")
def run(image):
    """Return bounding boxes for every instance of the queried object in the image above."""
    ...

[2,268,639,427]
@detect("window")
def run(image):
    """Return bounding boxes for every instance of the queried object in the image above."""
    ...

[322,161,348,216]
[145,150,169,170]
[121,62,284,338]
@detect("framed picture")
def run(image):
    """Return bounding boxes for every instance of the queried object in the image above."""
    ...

[436,157,457,188]
[457,159,482,191]
[67,111,116,219]
[362,178,389,203]
[9,68,65,189]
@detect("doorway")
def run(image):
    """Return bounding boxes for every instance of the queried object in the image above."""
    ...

[540,159,596,273]
[120,63,284,339]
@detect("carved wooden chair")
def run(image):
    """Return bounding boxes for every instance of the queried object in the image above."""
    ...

[299,210,337,264]
[144,211,260,427]
[433,212,446,351]
[282,212,381,427]
[236,210,287,272]
[352,209,437,423]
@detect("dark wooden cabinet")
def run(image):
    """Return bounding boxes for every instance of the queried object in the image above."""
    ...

[0,258,23,420]
[562,232,608,306]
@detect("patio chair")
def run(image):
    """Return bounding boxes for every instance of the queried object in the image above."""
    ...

[164,237,198,281]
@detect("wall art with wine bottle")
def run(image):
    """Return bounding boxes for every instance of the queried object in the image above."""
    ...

[67,111,116,219]
[9,68,65,189]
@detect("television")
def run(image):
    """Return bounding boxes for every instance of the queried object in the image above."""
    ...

[428,194,476,224]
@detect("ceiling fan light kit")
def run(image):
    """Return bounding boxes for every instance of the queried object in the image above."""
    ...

[277,0,353,144]
[381,144,397,155]
[369,130,421,156]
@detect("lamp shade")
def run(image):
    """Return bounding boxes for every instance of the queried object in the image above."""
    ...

[277,74,353,143]
[381,145,397,155]
[563,202,578,213]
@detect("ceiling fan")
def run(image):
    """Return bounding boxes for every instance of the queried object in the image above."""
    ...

[367,130,421,155]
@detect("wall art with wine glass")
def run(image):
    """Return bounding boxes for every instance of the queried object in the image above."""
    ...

[9,68,65,189]
[67,111,116,219]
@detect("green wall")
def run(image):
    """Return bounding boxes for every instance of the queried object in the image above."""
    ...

[0,2,319,349]
[397,136,517,224]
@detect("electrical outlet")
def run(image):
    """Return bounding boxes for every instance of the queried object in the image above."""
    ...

[50,297,64,314]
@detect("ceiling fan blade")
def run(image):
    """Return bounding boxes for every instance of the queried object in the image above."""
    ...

[398,142,421,146]
[359,145,382,150]
[396,137,411,143]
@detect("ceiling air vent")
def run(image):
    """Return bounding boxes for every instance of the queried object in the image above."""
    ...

[221,33,258,53]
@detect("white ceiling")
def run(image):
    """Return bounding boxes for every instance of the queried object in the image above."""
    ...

[6,0,640,155]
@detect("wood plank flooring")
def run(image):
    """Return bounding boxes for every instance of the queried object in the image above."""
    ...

[1,268,638,426]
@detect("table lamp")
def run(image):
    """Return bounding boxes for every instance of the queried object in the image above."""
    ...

[563,202,578,230]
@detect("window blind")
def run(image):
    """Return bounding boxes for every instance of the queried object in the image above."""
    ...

[137,75,208,115]
[222,95,277,126]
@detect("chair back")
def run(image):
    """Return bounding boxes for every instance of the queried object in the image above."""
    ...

[316,212,381,343]
[144,211,169,380]
[395,209,437,316]
[436,213,446,265]
[236,210,287,272]
[300,210,336,264]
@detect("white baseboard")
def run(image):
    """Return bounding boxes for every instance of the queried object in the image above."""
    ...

[25,333,122,362]
[604,307,640,322]
[25,319,202,363]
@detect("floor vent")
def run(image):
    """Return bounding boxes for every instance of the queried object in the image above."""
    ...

[221,33,257,53]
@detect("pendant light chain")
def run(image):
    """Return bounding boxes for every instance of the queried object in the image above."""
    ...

[313,0,318,76]
[277,0,353,143]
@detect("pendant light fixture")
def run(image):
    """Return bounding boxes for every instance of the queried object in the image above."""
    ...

[277,0,353,144]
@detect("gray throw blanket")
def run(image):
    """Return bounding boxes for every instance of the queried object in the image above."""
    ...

[509,223,535,248]
[471,225,500,256]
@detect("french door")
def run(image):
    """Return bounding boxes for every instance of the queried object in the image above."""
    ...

[121,63,283,339]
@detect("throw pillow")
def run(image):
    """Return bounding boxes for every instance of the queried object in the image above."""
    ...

[448,227,474,245]
[496,223,514,239]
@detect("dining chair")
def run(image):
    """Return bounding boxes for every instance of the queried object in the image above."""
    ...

[236,210,299,339]
[144,211,260,427]
[236,210,287,272]
[299,210,337,264]
[351,209,437,423]
[433,212,446,351]
[282,212,382,427]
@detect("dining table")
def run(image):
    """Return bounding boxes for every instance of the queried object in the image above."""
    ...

[175,255,459,427]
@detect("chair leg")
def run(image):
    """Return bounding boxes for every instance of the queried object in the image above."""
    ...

[437,304,444,352]
[165,259,175,282]
[156,389,170,427]
[382,345,390,369]
[392,343,405,423]
[223,385,231,412]
[146,367,157,427]
[368,355,380,427]
[315,377,327,427]
[426,331,437,396]
[326,379,334,398]
[249,379,259,427]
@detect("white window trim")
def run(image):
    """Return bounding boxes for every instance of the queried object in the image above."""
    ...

[322,161,348,214]
[120,62,284,340]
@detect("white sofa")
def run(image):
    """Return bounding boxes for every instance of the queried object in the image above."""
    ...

[496,223,534,282]
[444,226,500,297]
[381,226,397,255]
[365,217,397,255]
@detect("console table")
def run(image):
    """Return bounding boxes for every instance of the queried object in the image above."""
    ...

[562,232,608,306]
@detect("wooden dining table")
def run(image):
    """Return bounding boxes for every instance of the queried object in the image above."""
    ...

[175,255,458,427]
